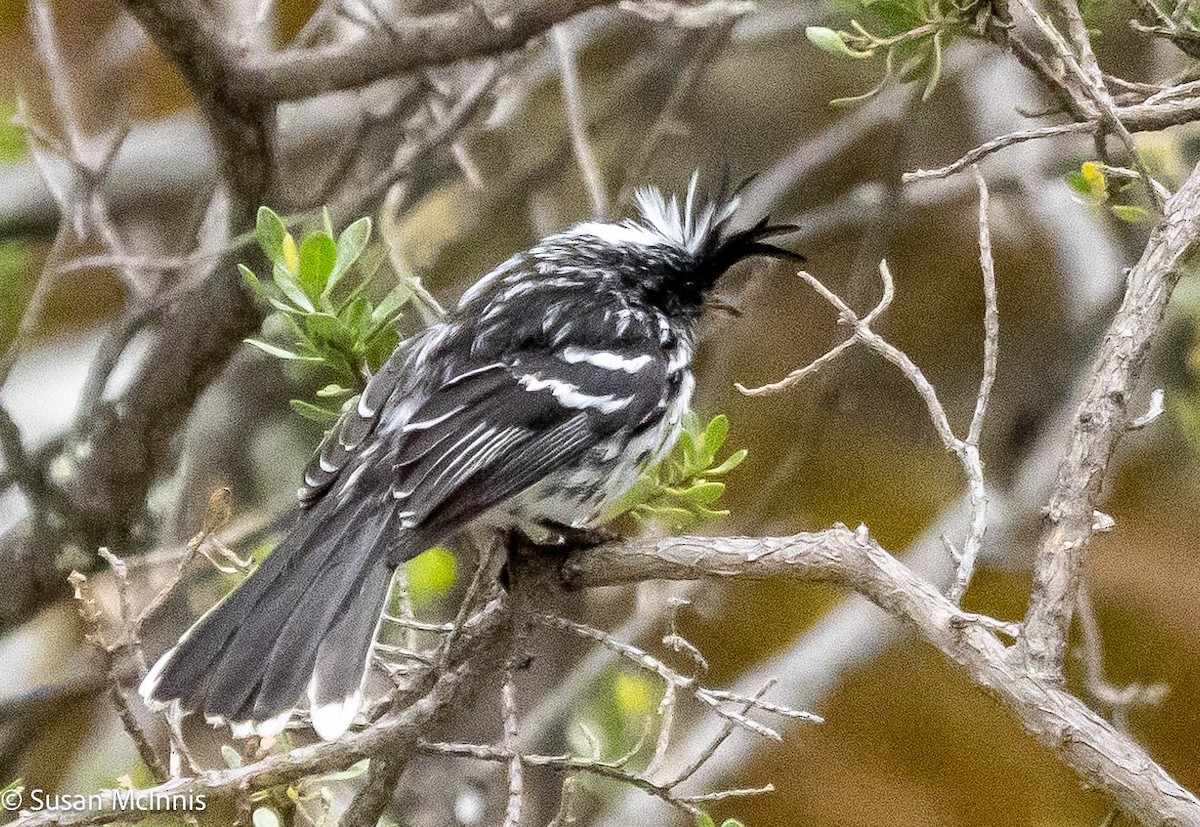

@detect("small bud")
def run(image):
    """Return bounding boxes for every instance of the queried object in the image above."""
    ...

[281,233,299,275]
[805,26,875,59]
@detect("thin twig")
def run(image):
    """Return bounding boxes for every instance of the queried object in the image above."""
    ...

[67,569,169,783]
[534,613,817,742]
[1075,584,1169,730]
[552,25,608,217]
[903,121,1096,182]
[734,268,892,397]
[557,530,1200,826]
[665,680,775,788]
[355,60,504,212]
[417,739,766,817]
[501,665,523,827]
[947,167,1000,603]
[1021,155,1200,684]
[614,23,732,207]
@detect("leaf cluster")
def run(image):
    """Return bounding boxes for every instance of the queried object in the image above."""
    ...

[240,207,413,425]
[609,413,748,532]
[1065,162,1154,224]
[805,0,989,104]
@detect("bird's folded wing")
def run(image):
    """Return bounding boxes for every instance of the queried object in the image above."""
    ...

[388,343,668,540]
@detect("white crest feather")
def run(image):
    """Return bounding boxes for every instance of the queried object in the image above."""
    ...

[571,172,740,254]
[630,171,740,254]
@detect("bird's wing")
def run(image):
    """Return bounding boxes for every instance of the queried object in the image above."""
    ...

[388,336,668,541]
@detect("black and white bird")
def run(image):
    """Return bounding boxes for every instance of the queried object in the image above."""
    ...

[140,175,800,741]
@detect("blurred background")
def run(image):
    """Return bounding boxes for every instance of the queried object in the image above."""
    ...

[0,0,1197,825]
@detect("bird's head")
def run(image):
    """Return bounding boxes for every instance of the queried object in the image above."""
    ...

[566,173,804,320]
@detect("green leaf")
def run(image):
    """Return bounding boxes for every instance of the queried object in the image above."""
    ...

[674,480,726,507]
[342,296,371,335]
[1080,161,1108,201]
[290,399,341,425]
[805,26,875,58]
[305,312,355,352]
[1112,204,1153,223]
[328,217,373,295]
[695,814,717,827]
[703,414,730,458]
[273,261,315,313]
[607,410,746,529]
[922,30,944,101]
[282,234,299,274]
[677,428,699,473]
[896,50,929,84]
[298,232,338,299]
[369,280,412,330]
[1065,170,1092,196]
[364,322,399,365]
[636,505,698,528]
[267,296,305,315]
[720,820,747,827]
[707,448,748,476]
[0,100,26,161]
[245,339,323,362]
[0,241,34,357]
[612,671,657,715]
[239,263,266,297]
[316,384,353,398]
[604,477,658,518]
[256,207,287,265]
[867,0,925,34]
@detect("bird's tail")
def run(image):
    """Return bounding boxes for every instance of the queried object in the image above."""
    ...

[139,495,400,740]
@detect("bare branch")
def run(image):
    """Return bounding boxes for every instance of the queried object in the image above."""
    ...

[734,263,893,397]
[946,166,1000,604]
[614,23,733,207]
[1021,157,1200,683]
[558,530,1200,827]
[967,166,1000,450]
[501,666,523,827]
[665,680,775,789]
[738,257,995,600]
[6,597,512,827]
[239,0,618,103]
[344,60,505,217]
[902,122,1096,182]
[534,613,819,743]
